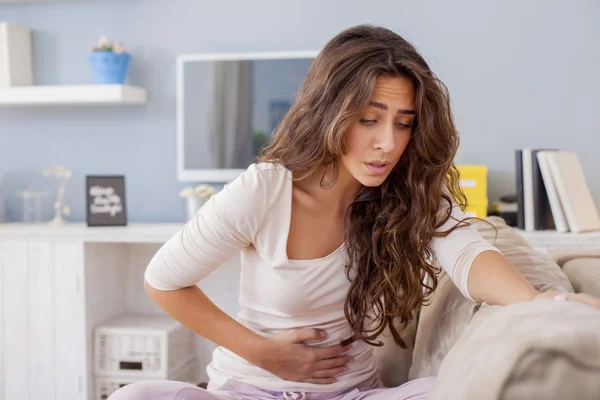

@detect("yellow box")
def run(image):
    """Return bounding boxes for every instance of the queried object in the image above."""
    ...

[463,201,488,218]
[457,165,488,204]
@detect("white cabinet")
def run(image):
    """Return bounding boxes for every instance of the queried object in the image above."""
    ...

[1,239,85,399]
[0,223,241,400]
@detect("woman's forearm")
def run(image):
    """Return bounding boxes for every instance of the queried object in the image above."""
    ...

[144,280,268,365]
[466,250,539,305]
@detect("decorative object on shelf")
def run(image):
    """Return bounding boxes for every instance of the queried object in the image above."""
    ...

[457,164,488,218]
[88,36,131,84]
[0,21,34,88]
[17,188,47,223]
[86,175,127,227]
[42,165,72,225]
[180,184,217,221]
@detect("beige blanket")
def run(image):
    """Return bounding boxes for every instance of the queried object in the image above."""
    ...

[426,300,600,400]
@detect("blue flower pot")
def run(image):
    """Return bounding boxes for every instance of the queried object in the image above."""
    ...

[89,51,131,84]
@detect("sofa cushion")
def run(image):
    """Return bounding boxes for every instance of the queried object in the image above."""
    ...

[549,248,600,298]
[409,216,573,380]
[408,266,480,380]
[373,310,418,387]
[425,300,600,400]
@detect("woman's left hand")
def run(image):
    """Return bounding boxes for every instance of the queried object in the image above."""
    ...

[534,290,600,310]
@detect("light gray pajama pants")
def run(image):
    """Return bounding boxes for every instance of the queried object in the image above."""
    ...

[108,376,435,400]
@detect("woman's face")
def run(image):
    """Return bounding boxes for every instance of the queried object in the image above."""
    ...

[341,74,416,187]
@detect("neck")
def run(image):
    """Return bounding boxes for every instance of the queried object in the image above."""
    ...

[296,163,362,213]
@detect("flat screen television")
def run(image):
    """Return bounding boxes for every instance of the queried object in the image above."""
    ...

[176,50,317,182]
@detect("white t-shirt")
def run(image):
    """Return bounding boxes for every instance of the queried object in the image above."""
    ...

[144,162,500,393]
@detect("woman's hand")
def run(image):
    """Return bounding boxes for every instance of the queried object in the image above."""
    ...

[534,289,600,310]
[255,329,354,384]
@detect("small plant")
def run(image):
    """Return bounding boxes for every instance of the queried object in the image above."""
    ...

[88,36,131,84]
[91,36,127,54]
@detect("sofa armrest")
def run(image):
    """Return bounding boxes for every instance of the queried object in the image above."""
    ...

[549,248,600,267]
[549,248,600,297]
[562,258,600,298]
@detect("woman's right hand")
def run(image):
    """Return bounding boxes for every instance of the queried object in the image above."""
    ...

[256,329,354,384]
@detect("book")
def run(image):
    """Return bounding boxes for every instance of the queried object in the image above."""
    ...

[522,149,535,231]
[545,151,600,233]
[531,148,557,230]
[515,150,524,230]
[516,147,561,231]
[536,150,569,232]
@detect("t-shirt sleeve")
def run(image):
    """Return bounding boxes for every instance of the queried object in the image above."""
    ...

[144,163,267,290]
[429,193,501,302]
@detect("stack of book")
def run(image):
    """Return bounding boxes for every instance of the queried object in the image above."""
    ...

[515,149,600,233]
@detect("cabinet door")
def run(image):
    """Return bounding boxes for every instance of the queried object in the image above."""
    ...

[0,240,86,400]
[53,240,87,400]
[1,240,29,400]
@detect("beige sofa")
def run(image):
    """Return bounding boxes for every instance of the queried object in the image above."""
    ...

[374,216,600,400]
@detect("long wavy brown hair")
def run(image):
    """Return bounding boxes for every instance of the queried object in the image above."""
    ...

[259,24,471,348]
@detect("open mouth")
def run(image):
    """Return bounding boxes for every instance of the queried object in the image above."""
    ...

[365,162,389,175]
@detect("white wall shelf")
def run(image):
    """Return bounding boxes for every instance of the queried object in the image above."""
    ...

[0,84,147,105]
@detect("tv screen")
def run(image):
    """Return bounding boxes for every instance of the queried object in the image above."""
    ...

[181,56,315,172]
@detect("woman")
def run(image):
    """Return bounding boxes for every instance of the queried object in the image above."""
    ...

[111,24,600,400]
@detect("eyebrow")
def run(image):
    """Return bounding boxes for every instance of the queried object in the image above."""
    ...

[369,101,416,115]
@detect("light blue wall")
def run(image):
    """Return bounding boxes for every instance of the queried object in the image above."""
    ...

[1,0,599,223]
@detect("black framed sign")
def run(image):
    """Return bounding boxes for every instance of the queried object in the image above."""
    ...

[86,175,127,226]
